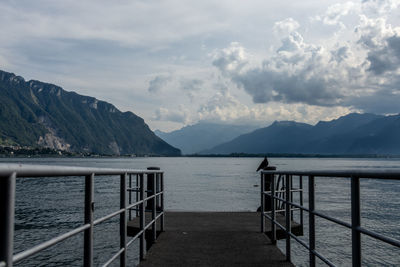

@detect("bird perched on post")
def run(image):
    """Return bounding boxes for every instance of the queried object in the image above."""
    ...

[256,157,269,171]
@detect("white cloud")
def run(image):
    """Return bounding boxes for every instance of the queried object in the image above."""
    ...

[210,2,400,115]
[316,1,357,27]
[273,18,300,34]
[213,32,356,106]
[361,0,400,15]
[154,106,190,124]
[355,15,400,76]
[212,42,250,75]
[196,92,355,125]
[356,15,397,49]
[197,92,251,123]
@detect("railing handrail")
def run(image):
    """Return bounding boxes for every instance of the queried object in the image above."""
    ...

[262,169,400,179]
[0,163,163,177]
[260,170,400,267]
[0,164,165,267]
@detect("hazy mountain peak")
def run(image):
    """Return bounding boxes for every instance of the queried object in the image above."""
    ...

[155,122,258,154]
[271,120,311,127]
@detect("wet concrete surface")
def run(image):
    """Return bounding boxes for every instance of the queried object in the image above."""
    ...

[138,212,294,267]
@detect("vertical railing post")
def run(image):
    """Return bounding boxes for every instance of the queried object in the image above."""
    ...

[160,173,165,232]
[152,173,157,243]
[0,172,16,267]
[146,167,160,211]
[84,173,94,267]
[260,172,265,233]
[299,175,304,227]
[139,174,145,260]
[285,174,291,262]
[120,173,127,267]
[136,174,139,217]
[128,174,132,220]
[308,175,316,267]
[351,176,361,267]
[271,174,276,244]
[290,175,294,219]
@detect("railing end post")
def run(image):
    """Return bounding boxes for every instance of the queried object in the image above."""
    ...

[308,175,316,267]
[351,176,361,267]
[271,173,276,244]
[285,174,291,262]
[260,172,265,233]
[120,173,127,267]
[0,173,16,267]
[139,174,145,261]
[84,173,94,267]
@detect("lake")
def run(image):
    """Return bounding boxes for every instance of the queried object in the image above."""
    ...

[1,157,400,266]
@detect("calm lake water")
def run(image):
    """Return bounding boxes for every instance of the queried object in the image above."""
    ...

[1,157,400,266]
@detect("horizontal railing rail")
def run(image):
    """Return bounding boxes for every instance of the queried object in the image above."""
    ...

[260,169,400,267]
[266,169,400,179]
[0,163,163,177]
[0,164,165,267]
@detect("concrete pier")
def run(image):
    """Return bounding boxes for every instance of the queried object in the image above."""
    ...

[136,212,294,267]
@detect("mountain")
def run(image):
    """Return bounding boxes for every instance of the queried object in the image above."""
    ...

[155,122,258,154]
[203,113,400,155]
[0,70,180,156]
[301,113,385,154]
[202,121,314,154]
[343,115,400,154]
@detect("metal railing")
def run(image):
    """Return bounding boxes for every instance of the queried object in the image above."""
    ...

[0,164,165,267]
[260,172,303,243]
[260,169,400,267]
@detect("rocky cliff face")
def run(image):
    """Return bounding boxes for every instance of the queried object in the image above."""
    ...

[0,70,181,156]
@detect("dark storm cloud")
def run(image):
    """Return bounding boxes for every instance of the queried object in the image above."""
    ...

[231,67,343,106]
[366,35,400,74]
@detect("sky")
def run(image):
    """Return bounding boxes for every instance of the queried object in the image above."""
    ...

[1,0,400,132]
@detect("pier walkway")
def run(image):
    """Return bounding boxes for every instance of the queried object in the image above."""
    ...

[138,212,293,267]
[4,165,399,266]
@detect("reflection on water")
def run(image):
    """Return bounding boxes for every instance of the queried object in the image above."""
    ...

[1,157,400,266]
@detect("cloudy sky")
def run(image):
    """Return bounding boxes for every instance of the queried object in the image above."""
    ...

[1,0,400,131]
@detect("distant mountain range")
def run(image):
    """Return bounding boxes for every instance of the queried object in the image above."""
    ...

[155,123,258,154]
[202,113,400,155]
[0,70,180,156]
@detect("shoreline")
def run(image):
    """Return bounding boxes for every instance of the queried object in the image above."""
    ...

[1,153,400,159]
